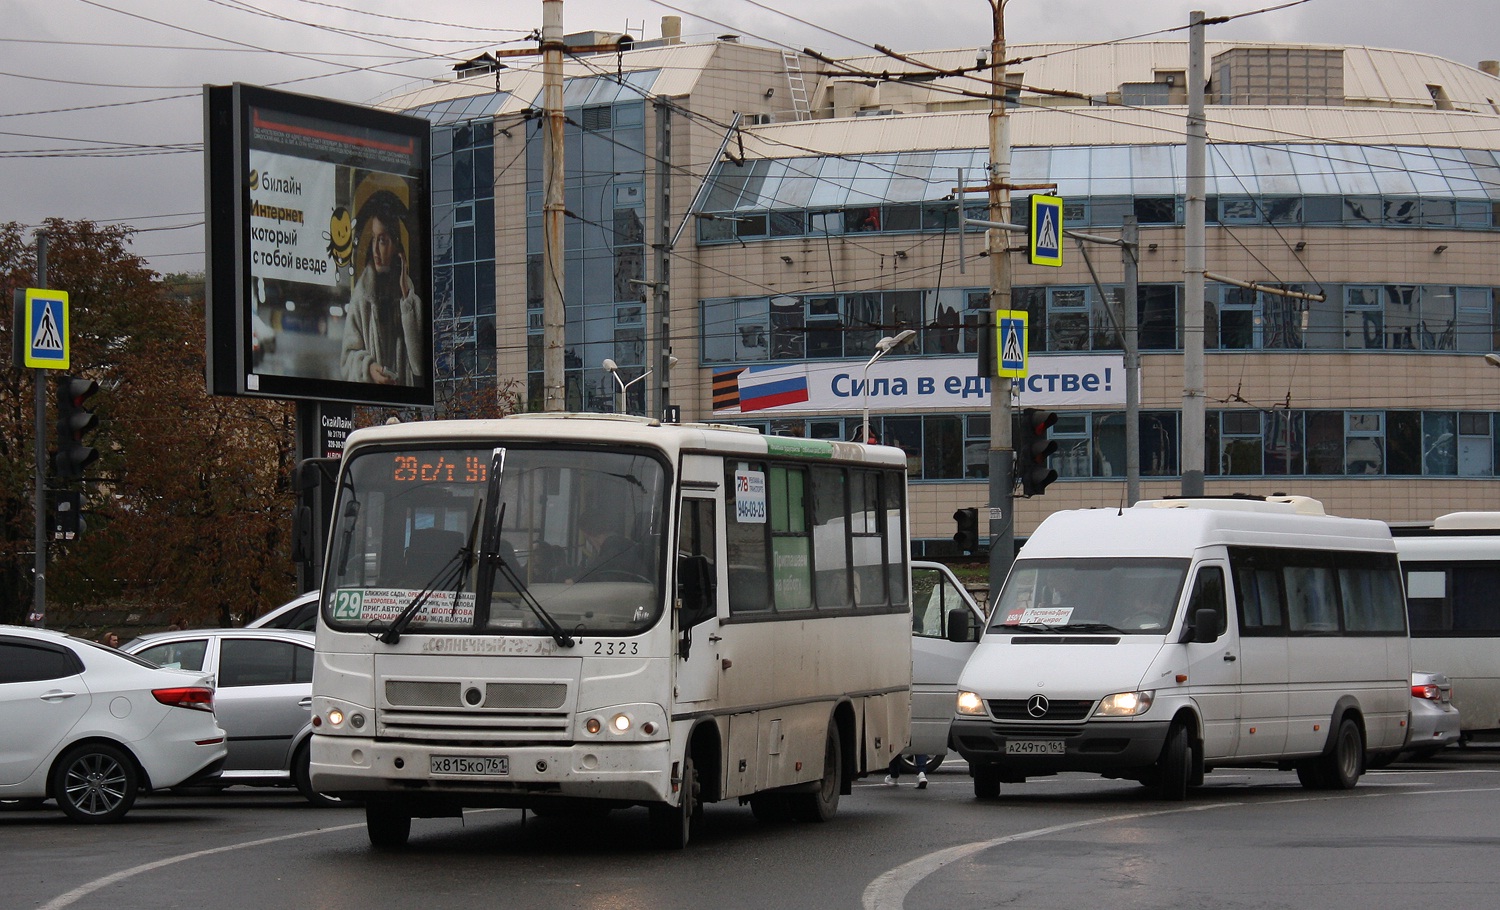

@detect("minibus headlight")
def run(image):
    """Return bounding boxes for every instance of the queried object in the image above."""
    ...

[956,690,986,716]
[1095,690,1154,716]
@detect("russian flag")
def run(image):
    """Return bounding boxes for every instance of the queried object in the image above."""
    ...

[738,366,809,412]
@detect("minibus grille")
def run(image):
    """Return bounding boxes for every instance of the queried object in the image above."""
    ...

[380,679,572,742]
[987,699,1095,721]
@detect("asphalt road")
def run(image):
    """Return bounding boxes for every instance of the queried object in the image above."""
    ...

[5,748,1499,910]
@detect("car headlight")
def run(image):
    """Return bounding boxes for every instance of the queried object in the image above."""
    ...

[1095,690,1154,716]
[956,690,986,716]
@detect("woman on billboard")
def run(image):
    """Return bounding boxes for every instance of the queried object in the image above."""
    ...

[341,185,425,386]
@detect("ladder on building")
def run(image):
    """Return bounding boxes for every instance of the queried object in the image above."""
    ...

[782,50,811,121]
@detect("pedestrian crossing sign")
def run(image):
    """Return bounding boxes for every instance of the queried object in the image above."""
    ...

[1029,194,1063,267]
[22,288,69,369]
[996,309,1028,378]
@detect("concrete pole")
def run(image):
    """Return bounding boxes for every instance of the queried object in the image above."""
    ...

[1181,9,1207,494]
[986,0,1017,597]
[541,0,566,411]
[31,232,48,627]
[654,100,672,420]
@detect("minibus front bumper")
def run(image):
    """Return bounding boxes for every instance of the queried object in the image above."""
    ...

[950,717,1173,777]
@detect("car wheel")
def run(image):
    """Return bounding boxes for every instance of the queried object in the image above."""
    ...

[790,719,842,823]
[648,751,700,849]
[292,743,353,808]
[52,743,138,824]
[1155,723,1192,801]
[366,800,412,848]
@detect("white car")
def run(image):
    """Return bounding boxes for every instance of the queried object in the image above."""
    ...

[0,625,227,823]
[123,627,343,806]
[246,591,318,631]
[901,561,987,773]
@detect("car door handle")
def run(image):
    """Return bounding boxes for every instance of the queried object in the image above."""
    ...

[1223,652,1237,662]
[40,690,79,701]
[299,697,313,709]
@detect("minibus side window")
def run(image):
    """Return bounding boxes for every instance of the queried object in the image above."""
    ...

[1230,548,1286,635]
[1185,566,1228,635]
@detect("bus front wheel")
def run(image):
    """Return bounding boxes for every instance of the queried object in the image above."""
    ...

[649,752,700,849]
[366,800,412,848]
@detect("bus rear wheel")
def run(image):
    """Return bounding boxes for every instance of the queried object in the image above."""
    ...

[1298,717,1363,790]
[790,720,841,822]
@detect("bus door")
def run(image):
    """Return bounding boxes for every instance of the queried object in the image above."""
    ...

[674,494,723,704]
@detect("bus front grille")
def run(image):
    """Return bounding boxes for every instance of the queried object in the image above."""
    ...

[380,710,572,741]
[385,680,569,710]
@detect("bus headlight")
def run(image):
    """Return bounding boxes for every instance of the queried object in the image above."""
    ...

[611,713,632,733]
[956,690,986,716]
[327,708,345,727]
[1095,690,1154,716]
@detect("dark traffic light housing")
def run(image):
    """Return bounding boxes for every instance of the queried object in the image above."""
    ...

[1015,407,1058,496]
[953,507,980,554]
[54,375,99,480]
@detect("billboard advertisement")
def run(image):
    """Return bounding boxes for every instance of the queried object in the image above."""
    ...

[711,354,1127,416]
[205,83,433,407]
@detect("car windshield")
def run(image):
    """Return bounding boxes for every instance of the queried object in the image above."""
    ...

[990,557,1190,634]
[324,444,668,637]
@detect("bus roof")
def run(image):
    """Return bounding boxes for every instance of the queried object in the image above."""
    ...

[1019,499,1394,560]
[339,414,910,469]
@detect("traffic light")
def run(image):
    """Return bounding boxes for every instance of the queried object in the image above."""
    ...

[953,507,980,554]
[1015,407,1058,496]
[54,375,99,481]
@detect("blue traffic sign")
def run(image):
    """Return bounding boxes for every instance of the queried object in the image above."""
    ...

[23,288,69,369]
[1029,195,1063,267]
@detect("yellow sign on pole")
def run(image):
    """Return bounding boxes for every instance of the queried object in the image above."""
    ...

[1029,194,1064,267]
[22,288,69,369]
[996,309,1028,378]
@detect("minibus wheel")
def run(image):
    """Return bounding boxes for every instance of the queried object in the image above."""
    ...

[1155,724,1192,801]
[1296,716,1364,790]
[366,799,411,848]
[790,719,841,822]
[971,764,1001,799]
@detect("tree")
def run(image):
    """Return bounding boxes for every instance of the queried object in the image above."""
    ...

[1,219,297,626]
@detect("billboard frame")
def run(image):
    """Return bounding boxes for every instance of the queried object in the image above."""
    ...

[204,83,433,407]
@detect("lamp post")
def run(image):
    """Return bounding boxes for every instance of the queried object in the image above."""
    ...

[604,357,675,415]
[860,329,916,444]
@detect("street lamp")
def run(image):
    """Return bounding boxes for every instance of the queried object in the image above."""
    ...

[859,329,916,444]
[604,357,676,415]
[1485,353,1500,369]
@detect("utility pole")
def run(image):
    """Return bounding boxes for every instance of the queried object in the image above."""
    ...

[1122,216,1141,505]
[31,232,48,627]
[986,0,1017,596]
[1181,9,1207,495]
[654,100,673,420]
[540,0,566,411]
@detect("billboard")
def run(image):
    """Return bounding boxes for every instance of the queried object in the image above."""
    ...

[205,84,433,407]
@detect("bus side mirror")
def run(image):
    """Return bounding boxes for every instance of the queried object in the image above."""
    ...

[677,554,716,628]
[1189,607,1221,644]
[947,608,976,643]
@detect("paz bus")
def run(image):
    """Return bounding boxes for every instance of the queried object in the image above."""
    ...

[307,414,912,848]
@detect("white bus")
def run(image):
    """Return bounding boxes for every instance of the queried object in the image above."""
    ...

[1393,512,1500,736]
[951,496,1411,799]
[308,414,912,848]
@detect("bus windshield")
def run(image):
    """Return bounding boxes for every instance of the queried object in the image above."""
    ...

[324,444,668,637]
[990,557,1190,634]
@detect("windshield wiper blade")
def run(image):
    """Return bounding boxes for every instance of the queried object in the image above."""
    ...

[1056,622,1123,633]
[486,503,574,648]
[377,502,482,645]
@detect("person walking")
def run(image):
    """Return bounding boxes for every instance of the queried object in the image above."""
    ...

[884,754,928,789]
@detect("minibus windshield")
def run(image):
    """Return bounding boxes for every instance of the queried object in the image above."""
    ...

[991,558,1190,634]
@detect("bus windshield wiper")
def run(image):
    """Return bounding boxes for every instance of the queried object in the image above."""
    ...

[1056,622,1123,634]
[377,503,482,645]
[485,504,575,648]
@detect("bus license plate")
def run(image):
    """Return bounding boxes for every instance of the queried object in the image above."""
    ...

[1005,740,1064,755]
[430,755,509,775]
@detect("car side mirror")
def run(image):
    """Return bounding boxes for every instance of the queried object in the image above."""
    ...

[946,607,976,643]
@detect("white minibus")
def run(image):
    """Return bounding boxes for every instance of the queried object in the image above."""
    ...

[1393,512,1500,735]
[951,496,1411,799]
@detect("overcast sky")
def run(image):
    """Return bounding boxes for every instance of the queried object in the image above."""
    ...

[5,0,1499,274]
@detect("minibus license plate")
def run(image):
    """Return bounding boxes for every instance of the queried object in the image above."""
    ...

[431,755,509,775]
[1005,740,1064,755]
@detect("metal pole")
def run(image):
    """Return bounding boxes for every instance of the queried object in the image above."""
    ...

[541,0,566,412]
[986,0,1016,596]
[1181,9,1207,496]
[31,232,48,627]
[1122,217,1141,505]
[654,100,672,420]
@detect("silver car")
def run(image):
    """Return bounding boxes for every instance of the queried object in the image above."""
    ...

[245,591,318,631]
[122,628,343,806]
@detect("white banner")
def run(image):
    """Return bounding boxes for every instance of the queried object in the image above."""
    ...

[712,354,1127,416]
[248,150,339,287]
